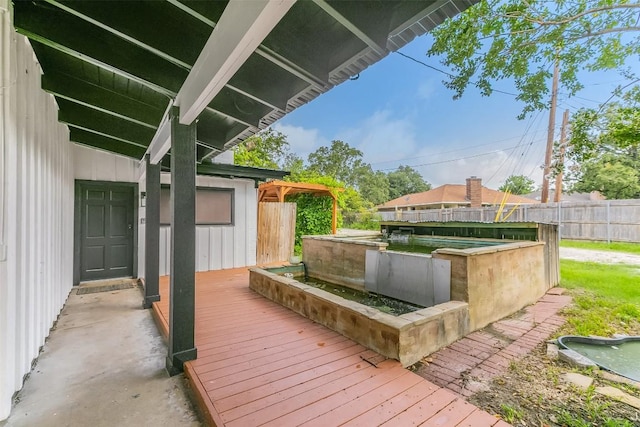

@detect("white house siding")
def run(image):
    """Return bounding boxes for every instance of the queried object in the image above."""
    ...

[150,173,258,277]
[0,10,75,421]
[73,144,140,183]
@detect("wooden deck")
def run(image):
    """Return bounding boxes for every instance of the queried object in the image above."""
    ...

[153,268,507,427]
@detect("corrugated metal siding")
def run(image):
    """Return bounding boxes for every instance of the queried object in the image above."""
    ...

[0,15,74,421]
[73,144,140,183]
[140,173,257,277]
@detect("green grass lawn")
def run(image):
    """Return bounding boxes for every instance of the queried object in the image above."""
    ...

[560,260,640,336]
[560,239,640,255]
[561,260,640,303]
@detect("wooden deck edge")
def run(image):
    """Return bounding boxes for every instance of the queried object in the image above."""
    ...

[151,302,169,339]
[184,361,225,427]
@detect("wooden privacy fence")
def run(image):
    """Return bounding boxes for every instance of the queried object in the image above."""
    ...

[378,200,640,243]
[257,202,296,264]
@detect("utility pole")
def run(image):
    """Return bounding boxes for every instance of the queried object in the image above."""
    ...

[554,109,570,203]
[541,60,559,204]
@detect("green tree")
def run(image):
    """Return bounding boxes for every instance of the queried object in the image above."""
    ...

[234,128,300,169]
[387,165,431,200]
[306,140,393,206]
[428,0,640,118]
[571,153,640,199]
[499,174,536,195]
[285,172,347,253]
[357,168,389,206]
[568,87,640,199]
[307,140,367,188]
[569,87,640,162]
[289,167,370,214]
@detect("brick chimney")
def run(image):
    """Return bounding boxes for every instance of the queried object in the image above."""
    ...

[466,176,483,208]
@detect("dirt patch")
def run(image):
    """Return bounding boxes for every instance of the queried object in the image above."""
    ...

[560,247,640,265]
[469,346,640,426]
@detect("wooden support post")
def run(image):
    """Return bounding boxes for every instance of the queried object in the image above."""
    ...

[541,60,559,204]
[331,196,338,235]
[166,106,197,376]
[143,154,161,309]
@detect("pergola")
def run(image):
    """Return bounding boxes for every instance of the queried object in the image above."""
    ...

[10,0,477,375]
[258,180,343,234]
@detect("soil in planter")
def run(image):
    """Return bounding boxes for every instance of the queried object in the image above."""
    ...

[303,277,423,316]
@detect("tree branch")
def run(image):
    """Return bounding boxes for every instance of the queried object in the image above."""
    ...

[502,4,640,26]
[597,78,640,115]
[575,26,640,39]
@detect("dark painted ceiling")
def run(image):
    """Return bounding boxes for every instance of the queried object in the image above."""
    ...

[12,0,476,164]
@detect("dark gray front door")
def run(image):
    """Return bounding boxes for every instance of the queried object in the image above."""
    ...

[80,183,134,281]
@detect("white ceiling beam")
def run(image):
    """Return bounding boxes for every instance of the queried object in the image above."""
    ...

[148,102,173,164]
[175,0,296,125]
[167,0,328,95]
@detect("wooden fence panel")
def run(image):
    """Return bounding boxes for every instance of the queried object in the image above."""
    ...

[379,200,640,242]
[257,202,296,265]
[538,224,560,288]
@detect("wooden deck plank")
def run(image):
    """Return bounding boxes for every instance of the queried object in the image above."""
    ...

[196,324,342,355]
[194,323,325,352]
[260,363,411,427]
[420,398,477,426]
[341,379,442,427]
[219,350,380,422]
[225,361,393,426]
[197,333,349,376]
[379,388,459,426]
[205,342,364,397]
[191,328,337,368]
[193,326,329,359]
[200,337,357,382]
[301,367,426,427]
[153,268,504,427]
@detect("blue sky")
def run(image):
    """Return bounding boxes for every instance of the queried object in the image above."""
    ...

[273,34,637,189]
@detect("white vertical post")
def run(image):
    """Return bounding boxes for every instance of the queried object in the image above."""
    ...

[606,201,611,244]
[557,203,562,241]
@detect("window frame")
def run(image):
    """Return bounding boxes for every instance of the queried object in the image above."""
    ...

[159,185,234,226]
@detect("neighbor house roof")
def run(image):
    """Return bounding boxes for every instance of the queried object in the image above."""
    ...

[379,184,539,209]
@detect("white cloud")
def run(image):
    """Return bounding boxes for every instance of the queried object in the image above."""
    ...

[336,110,420,166]
[407,144,545,189]
[272,123,328,160]
[417,80,436,100]
[273,111,545,191]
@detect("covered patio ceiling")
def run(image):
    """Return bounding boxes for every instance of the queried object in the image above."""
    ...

[12,0,476,167]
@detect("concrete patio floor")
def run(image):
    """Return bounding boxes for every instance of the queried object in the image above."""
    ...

[1,282,203,427]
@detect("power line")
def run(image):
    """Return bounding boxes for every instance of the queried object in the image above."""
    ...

[378,144,527,171]
[369,131,547,166]
[506,118,546,182]
[484,110,545,186]
[394,51,520,97]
